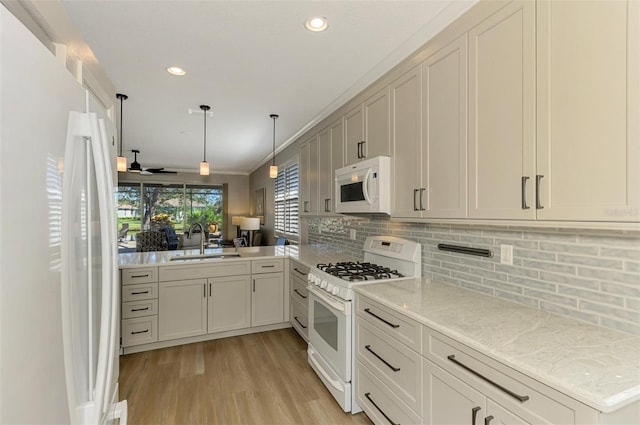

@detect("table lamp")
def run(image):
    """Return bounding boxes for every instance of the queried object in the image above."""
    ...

[240,217,260,246]
[232,216,245,238]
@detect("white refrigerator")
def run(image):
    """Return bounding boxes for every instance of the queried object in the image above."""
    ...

[0,5,126,424]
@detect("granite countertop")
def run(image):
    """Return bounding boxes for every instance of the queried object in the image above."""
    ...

[118,244,359,269]
[354,279,640,413]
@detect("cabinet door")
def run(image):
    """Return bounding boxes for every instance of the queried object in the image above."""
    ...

[424,358,486,425]
[422,34,468,219]
[468,1,536,219]
[317,126,332,214]
[329,117,344,213]
[364,86,391,159]
[536,0,640,222]
[158,279,207,341]
[299,136,318,215]
[207,276,251,333]
[345,103,364,166]
[251,273,284,326]
[391,65,422,218]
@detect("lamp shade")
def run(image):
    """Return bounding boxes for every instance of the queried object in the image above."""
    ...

[200,160,209,176]
[231,216,245,226]
[240,217,260,231]
[117,156,127,172]
[269,165,278,178]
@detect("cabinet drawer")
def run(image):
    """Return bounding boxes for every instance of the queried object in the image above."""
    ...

[356,295,422,353]
[122,282,158,302]
[122,316,158,347]
[356,317,422,415]
[424,328,579,425]
[290,295,308,340]
[290,260,309,277]
[356,360,422,425]
[251,259,284,274]
[159,261,250,281]
[290,274,309,301]
[122,267,158,285]
[122,299,158,319]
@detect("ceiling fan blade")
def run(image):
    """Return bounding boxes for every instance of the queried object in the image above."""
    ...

[145,168,177,174]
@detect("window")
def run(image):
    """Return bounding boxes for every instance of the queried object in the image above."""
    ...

[274,161,299,240]
[117,182,224,251]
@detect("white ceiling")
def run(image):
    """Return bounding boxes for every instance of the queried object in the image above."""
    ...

[60,0,475,174]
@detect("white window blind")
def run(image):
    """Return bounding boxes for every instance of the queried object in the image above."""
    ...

[274,162,299,239]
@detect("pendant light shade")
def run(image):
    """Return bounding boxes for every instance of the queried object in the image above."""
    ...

[269,114,279,179]
[200,105,210,176]
[116,93,128,172]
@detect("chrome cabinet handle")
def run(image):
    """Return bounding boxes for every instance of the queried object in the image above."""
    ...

[294,316,307,329]
[357,141,364,158]
[365,345,400,372]
[131,329,149,335]
[364,308,400,329]
[204,283,206,298]
[324,198,331,212]
[261,265,275,268]
[364,393,399,425]
[447,355,529,402]
[131,290,149,295]
[484,416,494,425]
[419,188,426,211]
[536,174,544,209]
[472,406,481,425]
[294,289,307,299]
[521,176,530,209]
[293,268,307,276]
[361,141,366,158]
[413,189,419,211]
[131,307,149,312]
[209,282,212,297]
[131,274,150,278]
[303,201,309,213]
[253,279,256,292]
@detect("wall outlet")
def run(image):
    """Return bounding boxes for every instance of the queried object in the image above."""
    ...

[500,244,513,265]
[349,229,356,240]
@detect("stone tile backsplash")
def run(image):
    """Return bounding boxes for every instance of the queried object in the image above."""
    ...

[307,216,640,335]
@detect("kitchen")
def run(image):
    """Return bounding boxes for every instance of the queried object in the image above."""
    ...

[1,1,639,425]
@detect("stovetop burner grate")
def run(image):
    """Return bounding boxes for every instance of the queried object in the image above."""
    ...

[316,261,405,282]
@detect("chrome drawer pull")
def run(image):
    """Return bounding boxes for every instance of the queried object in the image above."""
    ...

[131,274,149,278]
[365,345,400,372]
[364,392,399,425]
[293,268,307,276]
[535,174,544,209]
[131,329,149,335]
[261,265,275,268]
[521,176,530,210]
[131,307,149,312]
[484,416,494,425]
[447,355,529,402]
[294,289,307,299]
[131,290,149,295]
[364,308,400,329]
[294,316,307,329]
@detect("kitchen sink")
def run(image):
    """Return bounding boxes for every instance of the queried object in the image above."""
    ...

[169,252,241,261]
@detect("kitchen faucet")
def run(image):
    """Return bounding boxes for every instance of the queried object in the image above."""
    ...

[188,222,206,254]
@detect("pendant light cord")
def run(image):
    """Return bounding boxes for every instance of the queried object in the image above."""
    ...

[200,105,210,162]
[116,93,128,156]
[270,114,278,167]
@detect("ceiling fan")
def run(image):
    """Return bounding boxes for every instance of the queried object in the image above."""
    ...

[128,149,177,175]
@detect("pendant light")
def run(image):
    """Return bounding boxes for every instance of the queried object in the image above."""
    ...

[269,114,279,178]
[116,93,128,172]
[200,105,210,176]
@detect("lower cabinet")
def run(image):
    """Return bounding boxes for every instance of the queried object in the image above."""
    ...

[158,279,208,341]
[208,276,251,333]
[251,272,284,327]
[289,259,310,340]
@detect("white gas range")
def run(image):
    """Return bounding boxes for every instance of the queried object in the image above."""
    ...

[306,236,421,413]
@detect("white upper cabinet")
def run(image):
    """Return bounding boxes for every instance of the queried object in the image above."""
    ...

[535,0,640,222]
[345,87,391,166]
[299,135,318,215]
[317,126,332,214]
[328,117,344,214]
[468,0,536,220]
[392,65,423,218]
[421,33,468,219]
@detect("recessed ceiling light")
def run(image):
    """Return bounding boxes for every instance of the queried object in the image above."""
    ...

[305,16,328,32]
[166,66,186,76]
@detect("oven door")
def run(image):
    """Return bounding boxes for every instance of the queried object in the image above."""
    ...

[307,285,351,382]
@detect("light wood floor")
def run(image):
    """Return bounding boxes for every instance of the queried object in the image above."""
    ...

[119,328,373,425]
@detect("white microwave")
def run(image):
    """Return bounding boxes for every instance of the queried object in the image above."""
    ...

[335,156,391,214]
